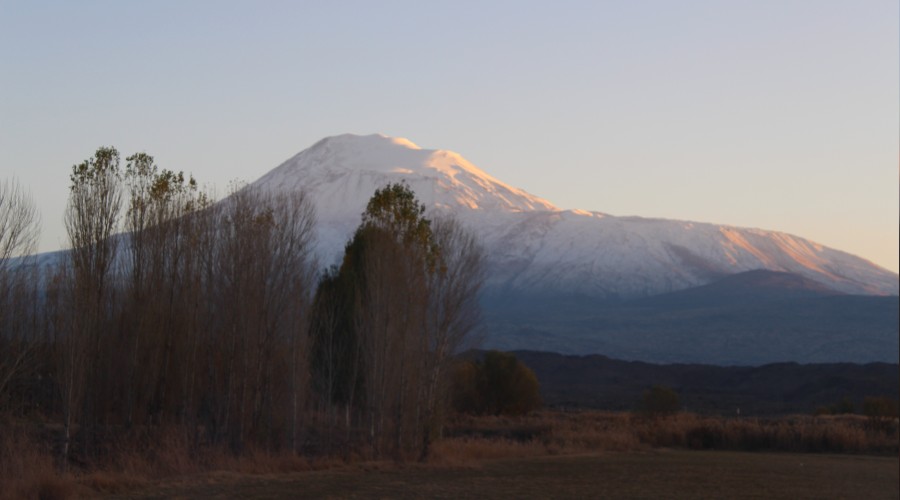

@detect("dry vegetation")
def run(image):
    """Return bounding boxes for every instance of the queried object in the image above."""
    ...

[437,410,899,460]
[2,409,896,498]
[112,451,898,500]
[0,167,489,498]
[2,156,898,499]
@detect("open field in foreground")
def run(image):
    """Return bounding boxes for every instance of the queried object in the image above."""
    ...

[112,450,898,499]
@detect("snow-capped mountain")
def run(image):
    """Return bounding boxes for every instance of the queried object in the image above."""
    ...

[252,133,898,298]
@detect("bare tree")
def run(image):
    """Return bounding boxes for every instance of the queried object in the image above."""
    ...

[353,225,429,457]
[62,146,123,462]
[0,178,41,410]
[51,261,86,472]
[0,178,40,263]
[269,190,317,452]
[418,215,484,459]
[121,160,207,427]
[203,184,316,451]
[120,152,159,426]
[65,147,122,304]
[175,185,217,441]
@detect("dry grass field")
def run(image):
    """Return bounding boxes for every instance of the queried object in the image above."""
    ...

[111,451,898,499]
[3,411,897,498]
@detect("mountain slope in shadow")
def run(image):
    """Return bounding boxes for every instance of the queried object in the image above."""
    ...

[484,270,899,365]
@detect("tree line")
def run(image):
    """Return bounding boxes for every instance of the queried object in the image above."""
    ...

[0,146,486,464]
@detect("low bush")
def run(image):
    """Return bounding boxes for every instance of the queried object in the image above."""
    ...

[638,385,680,417]
[0,427,77,500]
[451,352,542,416]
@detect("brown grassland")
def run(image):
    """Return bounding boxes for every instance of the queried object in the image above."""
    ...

[2,410,897,499]
[109,451,898,499]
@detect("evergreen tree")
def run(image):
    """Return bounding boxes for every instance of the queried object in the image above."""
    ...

[310,182,484,459]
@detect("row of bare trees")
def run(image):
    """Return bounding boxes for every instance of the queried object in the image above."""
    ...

[0,153,484,465]
[1,148,317,464]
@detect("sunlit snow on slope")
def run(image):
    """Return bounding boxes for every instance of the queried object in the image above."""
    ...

[250,134,899,297]
[253,133,556,220]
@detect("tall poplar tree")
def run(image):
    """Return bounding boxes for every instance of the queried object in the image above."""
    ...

[310,182,484,459]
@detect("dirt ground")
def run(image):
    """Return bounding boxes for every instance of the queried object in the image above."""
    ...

[109,450,898,499]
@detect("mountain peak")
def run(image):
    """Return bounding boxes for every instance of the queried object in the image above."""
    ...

[313,133,423,152]
[252,133,558,221]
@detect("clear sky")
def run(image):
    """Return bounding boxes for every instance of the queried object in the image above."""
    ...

[1,0,897,273]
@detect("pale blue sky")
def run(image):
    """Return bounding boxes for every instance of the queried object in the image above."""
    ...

[1,0,897,272]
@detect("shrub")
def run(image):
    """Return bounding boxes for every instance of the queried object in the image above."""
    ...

[451,351,542,416]
[862,396,899,419]
[0,427,76,500]
[830,397,855,415]
[862,396,899,431]
[639,385,680,417]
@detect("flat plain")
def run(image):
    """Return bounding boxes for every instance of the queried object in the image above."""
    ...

[112,450,898,499]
